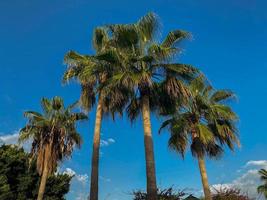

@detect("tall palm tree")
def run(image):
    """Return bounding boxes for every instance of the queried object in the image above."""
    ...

[258,169,267,199]
[63,28,129,200]
[159,77,239,200]
[19,96,87,200]
[104,13,199,200]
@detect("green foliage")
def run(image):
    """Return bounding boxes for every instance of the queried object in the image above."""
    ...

[258,169,267,199]
[0,145,72,200]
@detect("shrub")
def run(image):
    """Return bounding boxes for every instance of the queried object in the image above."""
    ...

[212,187,252,200]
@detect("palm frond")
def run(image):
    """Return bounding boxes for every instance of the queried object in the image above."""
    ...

[211,90,236,103]
[161,30,191,48]
[136,12,159,43]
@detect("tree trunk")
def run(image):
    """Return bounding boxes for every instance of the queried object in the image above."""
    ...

[141,96,158,200]
[37,146,50,200]
[197,156,212,200]
[89,95,103,200]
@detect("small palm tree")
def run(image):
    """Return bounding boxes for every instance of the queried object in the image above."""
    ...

[104,12,199,200]
[159,77,239,200]
[19,97,87,200]
[258,169,267,199]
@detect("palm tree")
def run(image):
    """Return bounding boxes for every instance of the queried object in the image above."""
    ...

[159,77,239,200]
[104,13,199,200]
[19,96,87,200]
[258,169,267,199]
[63,28,129,200]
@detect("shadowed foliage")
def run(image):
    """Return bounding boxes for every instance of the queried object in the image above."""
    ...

[0,145,72,200]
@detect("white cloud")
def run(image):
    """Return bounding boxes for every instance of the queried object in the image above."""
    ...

[0,130,32,151]
[245,160,267,168]
[0,132,19,144]
[63,168,76,176]
[100,138,116,147]
[62,168,88,185]
[211,160,267,199]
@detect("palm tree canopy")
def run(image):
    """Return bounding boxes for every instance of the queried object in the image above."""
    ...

[258,169,267,198]
[19,96,87,175]
[63,27,130,118]
[160,76,239,158]
[100,12,199,122]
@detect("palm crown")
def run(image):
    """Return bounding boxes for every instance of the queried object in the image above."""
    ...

[63,27,130,117]
[160,76,239,158]
[102,12,199,120]
[19,97,87,175]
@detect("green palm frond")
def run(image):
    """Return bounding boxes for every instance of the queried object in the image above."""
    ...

[161,30,191,48]
[258,169,267,198]
[210,104,238,120]
[197,124,214,145]
[136,12,159,43]
[259,169,267,181]
[148,44,179,61]
[211,90,236,103]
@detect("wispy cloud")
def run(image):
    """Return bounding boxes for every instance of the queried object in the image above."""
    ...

[76,174,89,184]
[100,138,116,147]
[245,160,267,168]
[211,160,267,199]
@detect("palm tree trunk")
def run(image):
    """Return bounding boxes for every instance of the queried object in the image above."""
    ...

[197,156,212,200]
[37,146,50,200]
[89,94,103,200]
[141,96,157,200]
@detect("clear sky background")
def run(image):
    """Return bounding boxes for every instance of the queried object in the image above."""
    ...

[1,0,267,200]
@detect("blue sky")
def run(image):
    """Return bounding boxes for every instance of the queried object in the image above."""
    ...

[1,0,267,199]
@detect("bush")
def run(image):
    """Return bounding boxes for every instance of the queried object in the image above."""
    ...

[132,187,190,200]
[212,187,252,200]
[0,144,72,200]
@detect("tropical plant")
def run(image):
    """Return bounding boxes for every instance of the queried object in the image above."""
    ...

[0,144,72,200]
[63,27,130,200]
[101,12,199,200]
[159,77,239,200]
[258,169,267,199]
[19,97,87,200]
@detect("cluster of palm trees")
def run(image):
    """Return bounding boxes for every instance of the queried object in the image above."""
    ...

[19,12,240,200]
